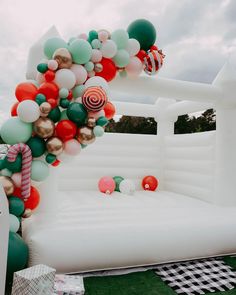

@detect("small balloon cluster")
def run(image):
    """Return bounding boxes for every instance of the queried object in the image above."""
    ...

[98,175,159,196]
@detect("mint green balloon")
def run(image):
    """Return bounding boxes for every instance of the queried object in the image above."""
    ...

[111,29,129,49]
[85,61,94,72]
[9,214,20,233]
[72,85,85,98]
[91,39,101,49]
[60,110,69,120]
[113,49,130,67]
[68,37,77,45]
[31,160,49,182]
[69,39,92,64]
[1,168,12,177]
[59,88,69,98]
[44,37,68,59]
[93,126,104,137]
[0,117,32,145]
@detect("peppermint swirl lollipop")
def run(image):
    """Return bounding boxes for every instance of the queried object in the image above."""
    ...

[82,86,108,112]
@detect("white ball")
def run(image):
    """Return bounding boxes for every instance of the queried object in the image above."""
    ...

[126,56,143,77]
[55,69,76,89]
[70,64,87,85]
[126,39,140,56]
[17,100,40,123]
[85,76,109,93]
[9,214,20,233]
[64,139,81,156]
[119,179,136,195]
[101,40,117,58]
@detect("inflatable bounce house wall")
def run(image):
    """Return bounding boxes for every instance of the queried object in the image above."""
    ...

[1,21,236,293]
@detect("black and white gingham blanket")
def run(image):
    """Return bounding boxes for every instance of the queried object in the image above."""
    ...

[155,258,236,295]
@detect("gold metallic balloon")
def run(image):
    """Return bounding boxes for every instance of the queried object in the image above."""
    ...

[94,63,103,73]
[40,102,52,117]
[87,117,96,128]
[34,117,55,139]
[46,137,64,156]
[77,127,95,145]
[53,48,72,69]
[0,176,14,196]
[22,208,32,218]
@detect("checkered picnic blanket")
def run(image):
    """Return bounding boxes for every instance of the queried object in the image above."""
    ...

[155,258,236,295]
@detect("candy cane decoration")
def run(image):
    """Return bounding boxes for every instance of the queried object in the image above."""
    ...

[7,143,32,201]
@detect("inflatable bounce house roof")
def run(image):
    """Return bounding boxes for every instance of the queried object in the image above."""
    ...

[1,19,236,293]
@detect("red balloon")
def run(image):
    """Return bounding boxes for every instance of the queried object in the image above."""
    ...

[47,98,58,109]
[38,82,59,100]
[104,101,116,119]
[136,50,147,62]
[15,82,38,102]
[142,175,158,191]
[11,102,19,116]
[52,159,61,167]
[96,58,117,82]
[55,120,77,142]
[13,186,40,210]
[44,70,55,82]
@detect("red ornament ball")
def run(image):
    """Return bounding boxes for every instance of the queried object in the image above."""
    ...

[13,186,40,210]
[82,86,108,112]
[142,175,158,191]
[103,101,116,120]
[15,82,38,102]
[38,82,59,100]
[44,70,55,82]
[55,120,77,142]
[96,58,117,82]
[47,98,58,109]
[11,102,19,116]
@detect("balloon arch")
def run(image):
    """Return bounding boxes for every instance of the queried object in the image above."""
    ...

[0,19,164,278]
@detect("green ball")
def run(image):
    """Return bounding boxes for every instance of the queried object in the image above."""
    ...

[60,98,70,108]
[113,176,124,192]
[72,85,85,98]
[0,117,33,145]
[91,39,101,49]
[113,49,130,67]
[88,30,98,42]
[27,136,46,158]
[59,88,69,98]
[31,160,49,182]
[46,153,56,164]
[60,110,69,121]
[68,37,77,45]
[93,125,104,137]
[35,93,46,105]
[48,107,61,123]
[44,37,68,59]
[85,61,94,72]
[69,39,92,64]
[111,29,129,49]
[9,197,25,217]
[1,168,12,177]
[81,144,87,149]
[96,116,109,127]
[37,63,48,73]
[127,19,156,51]
[0,159,5,170]
[7,232,29,281]
[67,103,87,125]
[4,154,22,173]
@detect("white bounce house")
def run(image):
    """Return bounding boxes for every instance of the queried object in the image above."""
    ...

[1,27,236,291]
[24,64,236,273]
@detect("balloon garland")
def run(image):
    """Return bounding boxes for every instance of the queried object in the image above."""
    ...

[0,19,164,278]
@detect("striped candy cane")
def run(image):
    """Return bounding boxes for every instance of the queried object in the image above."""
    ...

[7,143,32,201]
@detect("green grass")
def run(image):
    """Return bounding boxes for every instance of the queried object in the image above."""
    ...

[84,257,236,295]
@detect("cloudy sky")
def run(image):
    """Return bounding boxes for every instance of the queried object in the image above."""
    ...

[0,0,235,119]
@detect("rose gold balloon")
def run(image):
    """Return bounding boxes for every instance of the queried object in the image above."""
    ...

[77,127,95,145]
[22,208,32,218]
[53,48,72,69]
[46,137,64,156]
[94,63,103,73]
[40,102,52,117]
[87,117,96,128]
[0,176,14,196]
[34,117,55,139]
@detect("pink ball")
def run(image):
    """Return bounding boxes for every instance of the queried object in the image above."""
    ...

[11,173,22,187]
[91,49,103,63]
[64,139,81,156]
[48,60,58,71]
[125,56,143,77]
[98,176,115,195]
[98,30,109,42]
[89,110,105,119]
[78,33,88,40]
[70,64,88,85]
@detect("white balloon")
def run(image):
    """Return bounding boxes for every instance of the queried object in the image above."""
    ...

[126,56,143,77]
[119,179,136,195]
[101,40,117,58]
[85,76,109,93]
[9,214,20,233]
[55,69,76,89]
[70,64,87,85]
[17,100,40,123]
[126,39,140,56]
[64,139,81,156]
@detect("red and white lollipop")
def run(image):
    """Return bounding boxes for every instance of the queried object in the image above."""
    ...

[82,86,108,112]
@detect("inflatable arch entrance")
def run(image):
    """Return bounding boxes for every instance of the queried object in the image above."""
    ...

[1,21,236,292]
